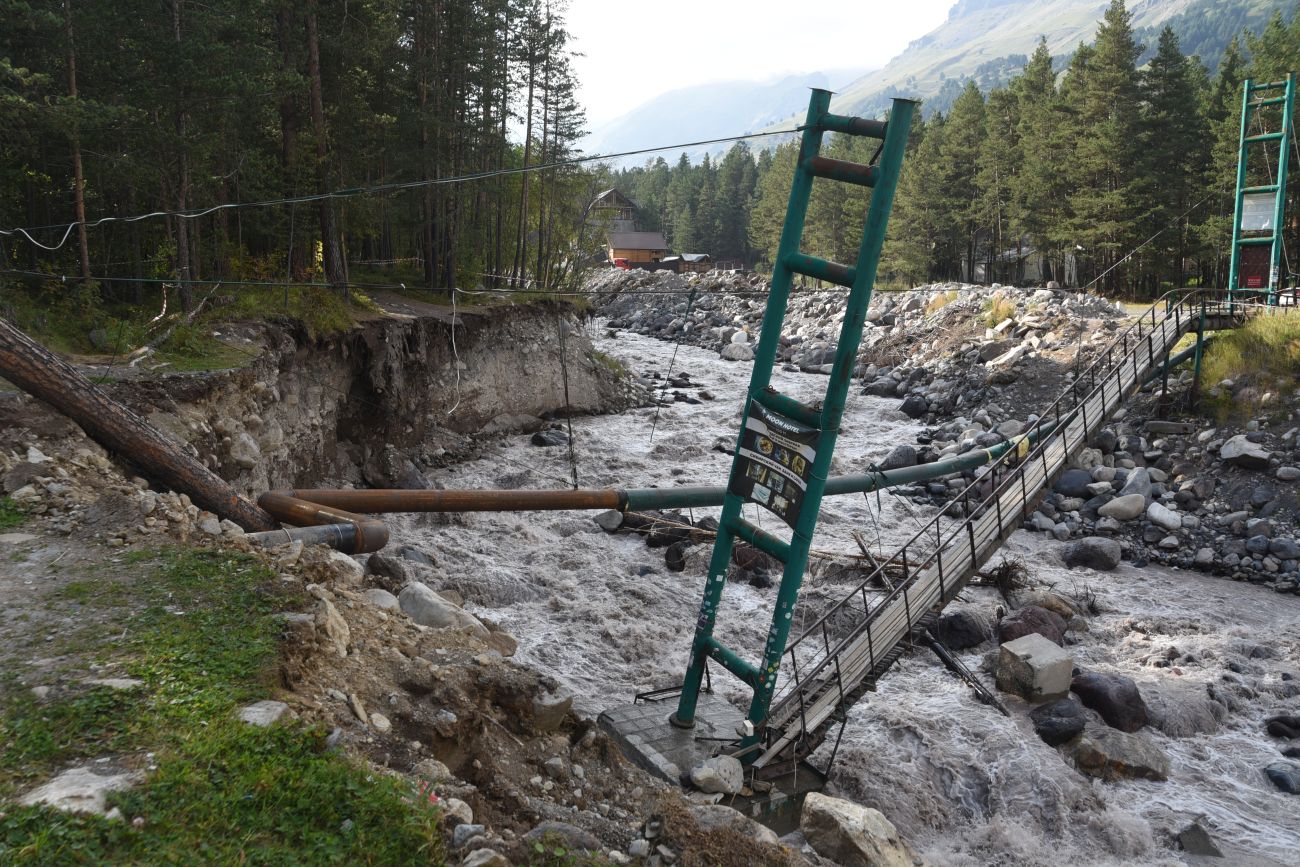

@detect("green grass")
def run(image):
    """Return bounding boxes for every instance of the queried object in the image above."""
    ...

[0,548,444,864]
[1201,309,1300,423]
[588,349,627,377]
[0,496,25,529]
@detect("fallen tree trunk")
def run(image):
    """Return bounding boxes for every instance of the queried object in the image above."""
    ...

[0,316,277,531]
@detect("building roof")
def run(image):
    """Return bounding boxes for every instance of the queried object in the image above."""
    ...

[591,188,637,208]
[607,231,668,250]
[681,253,711,262]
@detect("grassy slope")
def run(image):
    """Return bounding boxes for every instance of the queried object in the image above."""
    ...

[0,548,444,865]
[1200,308,1300,422]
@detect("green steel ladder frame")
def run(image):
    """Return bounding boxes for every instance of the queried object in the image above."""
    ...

[1227,73,1295,307]
[670,89,917,752]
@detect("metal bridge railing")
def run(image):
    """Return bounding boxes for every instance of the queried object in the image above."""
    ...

[751,288,1276,769]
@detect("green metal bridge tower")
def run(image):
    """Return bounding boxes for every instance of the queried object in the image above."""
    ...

[1228,73,1296,306]
[670,89,917,755]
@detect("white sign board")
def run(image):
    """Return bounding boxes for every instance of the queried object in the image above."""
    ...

[1241,193,1275,231]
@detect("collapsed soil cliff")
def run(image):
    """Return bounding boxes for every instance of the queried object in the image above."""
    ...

[83,299,639,494]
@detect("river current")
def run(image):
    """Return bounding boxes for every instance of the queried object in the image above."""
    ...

[385,325,1300,866]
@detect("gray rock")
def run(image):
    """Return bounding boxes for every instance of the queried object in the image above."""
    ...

[998,605,1067,646]
[1060,537,1122,571]
[800,792,918,867]
[238,700,291,727]
[720,343,754,362]
[397,583,488,637]
[20,766,144,814]
[1177,822,1223,857]
[532,687,573,733]
[1073,727,1170,781]
[899,394,928,418]
[1146,502,1182,531]
[1264,762,1300,794]
[461,850,510,867]
[933,608,992,651]
[1220,435,1272,470]
[879,444,917,470]
[452,823,486,849]
[1269,538,1300,560]
[1071,671,1149,732]
[362,588,400,611]
[1054,468,1095,498]
[1277,466,1300,482]
[1097,494,1145,521]
[1118,467,1152,501]
[229,432,262,470]
[1030,697,1087,746]
[996,634,1073,701]
[690,755,743,795]
[689,804,780,846]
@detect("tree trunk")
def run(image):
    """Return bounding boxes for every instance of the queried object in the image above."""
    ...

[0,316,276,530]
[306,0,347,296]
[64,1,91,283]
[172,0,193,312]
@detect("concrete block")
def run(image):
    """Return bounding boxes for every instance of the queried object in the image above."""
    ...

[996,633,1072,701]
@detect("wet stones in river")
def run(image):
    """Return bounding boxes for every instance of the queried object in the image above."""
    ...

[1060,537,1122,571]
[1266,714,1300,739]
[664,540,693,572]
[1072,726,1170,781]
[932,607,992,651]
[1030,697,1087,746]
[1263,762,1300,794]
[530,428,569,447]
[1070,671,1149,732]
[997,604,1067,646]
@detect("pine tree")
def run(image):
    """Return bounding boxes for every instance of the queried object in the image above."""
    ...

[1142,26,1206,289]
[1067,0,1145,294]
[937,81,987,282]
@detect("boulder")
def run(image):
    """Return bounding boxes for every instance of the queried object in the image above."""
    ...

[1220,435,1271,470]
[933,608,992,651]
[532,687,573,733]
[689,804,780,847]
[361,443,428,489]
[1146,502,1182,532]
[800,792,918,867]
[998,605,1067,646]
[397,583,488,638]
[1060,537,1122,571]
[1117,467,1152,501]
[531,429,569,447]
[1071,671,1149,732]
[879,444,918,470]
[1097,494,1145,521]
[1030,697,1087,746]
[996,634,1073,702]
[1142,682,1225,738]
[1264,762,1300,794]
[1073,727,1170,781]
[899,394,928,418]
[362,588,400,611]
[689,755,743,795]
[720,343,755,362]
[1054,468,1095,498]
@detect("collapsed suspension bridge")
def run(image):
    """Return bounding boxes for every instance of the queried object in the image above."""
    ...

[0,83,1296,827]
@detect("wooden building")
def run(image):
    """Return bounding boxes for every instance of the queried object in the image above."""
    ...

[607,231,669,264]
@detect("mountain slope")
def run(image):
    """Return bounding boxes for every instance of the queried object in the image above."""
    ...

[825,0,1297,118]
[582,70,872,166]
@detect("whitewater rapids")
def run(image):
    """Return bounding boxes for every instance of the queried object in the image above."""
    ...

[384,325,1300,866]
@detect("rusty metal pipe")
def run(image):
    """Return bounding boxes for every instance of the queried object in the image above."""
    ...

[262,487,626,514]
[254,491,390,553]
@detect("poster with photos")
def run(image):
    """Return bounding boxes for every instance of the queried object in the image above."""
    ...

[728,399,819,529]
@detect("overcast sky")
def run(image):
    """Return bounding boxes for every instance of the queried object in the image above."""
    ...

[566,0,957,127]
